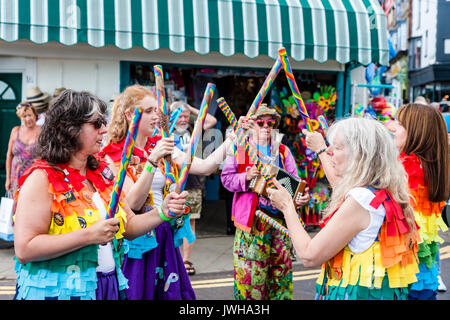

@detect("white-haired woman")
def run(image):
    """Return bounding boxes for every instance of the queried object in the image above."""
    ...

[267,117,420,300]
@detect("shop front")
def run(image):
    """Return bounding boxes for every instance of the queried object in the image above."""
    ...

[0,0,390,221]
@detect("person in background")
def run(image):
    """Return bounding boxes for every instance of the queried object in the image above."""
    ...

[294,117,420,300]
[24,87,50,126]
[53,87,66,98]
[5,103,41,198]
[13,89,188,300]
[221,104,309,300]
[170,100,217,276]
[102,85,235,299]
[389,103,449,300]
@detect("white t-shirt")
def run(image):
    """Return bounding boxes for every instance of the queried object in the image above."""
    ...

[152,149,183,207]
[151,169,166,207]
[91,192,116,273]
[345,187,386,253]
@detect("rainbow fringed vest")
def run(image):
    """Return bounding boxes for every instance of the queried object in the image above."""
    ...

[14,160,128,300]
[100,136,193,255]
[316,189,419,300]
[400,152,448,293]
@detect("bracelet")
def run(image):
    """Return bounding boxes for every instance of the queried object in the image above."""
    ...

[147,158,159,168]
[317,147,327,155]
[157,205,171,221]
[145,162,155,173]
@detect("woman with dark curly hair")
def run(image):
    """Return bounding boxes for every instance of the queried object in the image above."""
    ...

[13,90,188,300]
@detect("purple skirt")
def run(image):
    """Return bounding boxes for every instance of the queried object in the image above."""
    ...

[96,271,119,300]
[122,221,196,300]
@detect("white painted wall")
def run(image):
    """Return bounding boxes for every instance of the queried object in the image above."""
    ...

[411,0,438,68]
[36,58,120,103]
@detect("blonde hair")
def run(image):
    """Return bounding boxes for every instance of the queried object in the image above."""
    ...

[325,117,417,236]
[106,85,155,143]
[16,103,38,119]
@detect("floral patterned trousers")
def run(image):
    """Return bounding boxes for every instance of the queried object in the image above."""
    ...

[233,217,293,300]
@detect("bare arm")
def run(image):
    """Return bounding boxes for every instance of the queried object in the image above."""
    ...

[267,179,369,267]
[104,138,174,211]
[123,191,189,241]
[173,136,235,176]
[188,105,217,130]
[14,169,120,264]
[302,129,340,187]
[5,126,18,191]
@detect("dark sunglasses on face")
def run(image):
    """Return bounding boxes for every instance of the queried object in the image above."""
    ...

[89,117,107,129]
[255,119,276,128]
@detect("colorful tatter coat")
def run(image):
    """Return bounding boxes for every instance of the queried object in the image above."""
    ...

[14,159,128,300]
[100,135,194,253]
[400,152,448,293]
[316,189,420,300]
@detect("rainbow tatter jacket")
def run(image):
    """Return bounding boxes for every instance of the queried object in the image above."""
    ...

[100,136,194,252]
[316,189,419,300]
[14,160,128,300]
[400,152,448,293]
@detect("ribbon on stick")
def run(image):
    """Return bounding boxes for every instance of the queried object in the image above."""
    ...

[218,97,305,232]
[176,83,215,194]
[317,115,329,131]
[106,106,143,219]
[247,57,283,117]
[154,65,177,185]
[279,48,314,132]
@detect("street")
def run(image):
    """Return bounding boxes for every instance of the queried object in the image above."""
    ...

[1,243,449,300]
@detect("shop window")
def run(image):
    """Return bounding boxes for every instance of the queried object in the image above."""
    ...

[445,39,450,54]
[0,80,17,101]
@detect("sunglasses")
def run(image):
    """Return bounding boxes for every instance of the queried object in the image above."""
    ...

[16,102,32,110]
[255,119,276,128]
[89,117,107,129]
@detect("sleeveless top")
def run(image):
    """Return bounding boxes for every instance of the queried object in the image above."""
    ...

[100,136,194,256]
[14,160,128,300]
[10,126,37,196]
[316,188,419,300]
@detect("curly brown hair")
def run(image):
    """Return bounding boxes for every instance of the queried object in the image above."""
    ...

[34,89,107,170]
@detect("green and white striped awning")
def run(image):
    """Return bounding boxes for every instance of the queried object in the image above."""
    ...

[0,0,389,66]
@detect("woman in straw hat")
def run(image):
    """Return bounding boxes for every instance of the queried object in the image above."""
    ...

[25,87,50,125]
[221,104,310,300]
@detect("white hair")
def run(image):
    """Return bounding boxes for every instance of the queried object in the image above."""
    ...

[324,117,414,231]
[170,100,190,113]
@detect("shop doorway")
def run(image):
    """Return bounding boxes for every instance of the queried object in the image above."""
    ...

[0,73,22,196]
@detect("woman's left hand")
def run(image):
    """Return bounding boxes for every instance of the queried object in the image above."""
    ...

[295,187,310,208]
[266,179,295,213]
[161,191,189,218]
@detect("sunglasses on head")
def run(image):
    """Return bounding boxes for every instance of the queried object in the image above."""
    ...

[255,119,276,128]
[89,117,107,129]
[16,102,32,110]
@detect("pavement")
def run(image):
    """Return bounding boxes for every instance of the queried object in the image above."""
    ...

[1,199,448,280]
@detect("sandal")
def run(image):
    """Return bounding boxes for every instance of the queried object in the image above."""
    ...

[184,260,196,276]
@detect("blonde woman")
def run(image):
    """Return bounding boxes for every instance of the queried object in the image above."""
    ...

[268,118,420,300]
[101,84,235,300]
[5,103,41,197]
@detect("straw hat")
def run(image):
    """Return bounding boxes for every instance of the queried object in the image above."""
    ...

[253,103,281,126]
[53,87,66,98]
[25,87,50,109]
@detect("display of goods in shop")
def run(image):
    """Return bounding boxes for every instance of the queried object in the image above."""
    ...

[353,97,396,129]
[312,85,336,113]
